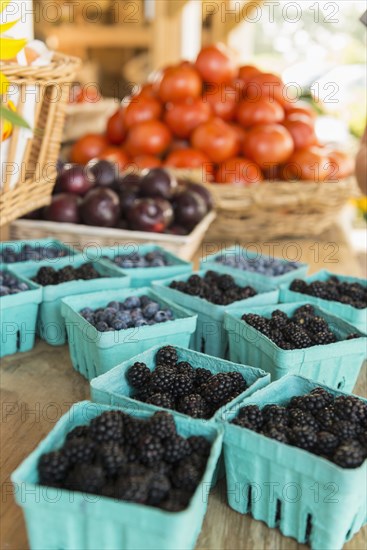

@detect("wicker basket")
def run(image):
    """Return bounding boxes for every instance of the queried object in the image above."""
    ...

[0,53,80,226]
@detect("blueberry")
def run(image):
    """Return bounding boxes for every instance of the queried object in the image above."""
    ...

[131,308,143,322]
[135,319,148,327]
[111,319,128,331]
[143,302,160,319]
[115,310,132,324]
[0,286,9,296]
[165,309,174,319]
[154,311,169,323]
[95,321,109,332]
[18,282,29,291]
[107,301,119,311]
[80,307,93,317]
[140,295,151,308]
[123,296,141,310]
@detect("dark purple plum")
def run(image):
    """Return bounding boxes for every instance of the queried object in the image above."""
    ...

[43,194,81,223]
[187,182,213,211]
[80,188,120,227]
[140,168,178,200]
[174,190,207,230]
[56,164,95,196]
[127,198,173,233]
[87,159,118,187]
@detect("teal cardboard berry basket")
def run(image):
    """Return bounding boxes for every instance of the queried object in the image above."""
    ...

[83,243,193,288]
[0,268,42,357]
[0,238,79,269]
[224,301,366,392]
[11,400,224,550]
[61,288,197,380]
[152,270,279,359]
[90,344,270,422]
[13,258,129,346]
[222,375,367,550]
[200,245,308,290]
[279,269,367,332]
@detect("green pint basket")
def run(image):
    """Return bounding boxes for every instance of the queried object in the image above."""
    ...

[0,268,42,357]
[11,401,223,550]
[61,288,197,380]
[153,270,279,359]
[280,270,367,332]
[224,301,366,392]
[13,258,130,346]
[84,243,193,288]
[222,375,367,550]
[0,238,79,269]
[201,245,308,290]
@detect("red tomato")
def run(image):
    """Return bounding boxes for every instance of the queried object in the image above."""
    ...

[70,134,109,165]
[284,100,317,119]
[238,65,261,83]
[243,124,294,168]
[99,147,130,172]
[202,84,239,121]
[245,72,285,105]
[106,109,126,145]
[164,148,214,180]
[195,44,237,84]
[236,98,284,127]
[229,123,247,149]
[156,64,202,103]
[125,120,172,156]
[327,150,354,179]
[164,98,212,138]
[216,157,263,185]
[130,155,162,170]
[191,118,239,163]
[134,83,156,99]
[283,114,317,150]
[169,139,191,152]
[124,97,162,129]
[284,147,331,182]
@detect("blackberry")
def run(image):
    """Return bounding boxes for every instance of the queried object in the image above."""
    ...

[316,406,336,430]
[148,411,177,439]
[304,315,329,334]
[294,304,315,317]
[163,434,191,463]
[242,313,271,335]
[283,324,313,349]
[115,475,149,503]
[177,394,208,418]
[137,434,164,466]
[194,368,212,387]
[160,489,192,512]
[123,416,147,445]
[188,274,201,286]
[270,329,287,347]
[309,387,333,406]
[133,386,152,402]
[171,373,194,398]
[119,463,149,478]
[288,409,319,430]
[261,426,289,444]
[172,462,202,491]
[330,420,360,440]
[187,436,211,457]
[99,442,127,476]
[176,361,195,380]
[316,431,339,455]
[126,362,151,389]
[358,431,367,448]
[298,392,330,414]
[147,473,171,505]
[150,365,176,393]
[235,405,263,430]
[347,333,361,340]
[262,405,289,425]
[146,393,175,410]
[201,373,234,404]
[290,279,308,293]
[270,309,289,327]
[34,266,57,286]
[38,451,69,484]
[228,372,247,393]
[217,274,236,291]
[311,331,337,345]
[65,464,105,494]
[65,425,90,441]
[333,442,366,468]
[90,411,124,444]
[289,425,317,450]
[63,439,96,465]
[334,395,367,424]
[156,346,178,367]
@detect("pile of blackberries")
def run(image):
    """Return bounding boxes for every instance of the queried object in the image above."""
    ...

[214,253,300,276]
[0,270,30,297]
[290,277,367,309]
[33,263,102,286]
[109,250,170,269]
[126,346,248,419]
[38,409,212,511]
[0,243,70,264]
[80,295,174,332]
[232,387,367,468]
[242,304,360,350]
[170,271,257,306]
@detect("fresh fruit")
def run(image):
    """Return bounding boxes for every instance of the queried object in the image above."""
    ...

[284,100,317,119]
[156,64,202,103]
[130,155,162,170]
[173,190,207,230]
[80,188,120,227]
[170,271,257,305]
[106,109,126,145]
[185,182,214,211]
[70,134,108,165]
[164,98,212,138]
[127,198,173,233]
[126,120,172,156]
[124,96,163,129]
[140,168,178,200]
[195,44,237,84]
[56,164,95,196]
[327,150,355,179]
[238,64,261,84]
[290,277,366,309]
[284,146,331,182]
[87,159,117,187]
[244,72,285,105]
[214,251,300,276]
[282,114,317,150]
[202,84,239,121]
[243,124,294,168]
[236,98,284,127]
[191,118,239,163]
[43,194,81,223]
[215,157,263,185]
[0,244,69,264]
[111,250,170,269]
[164,149,214,180]
[98,147,130,172]
[33,263,102,286]
[0,271,30,296]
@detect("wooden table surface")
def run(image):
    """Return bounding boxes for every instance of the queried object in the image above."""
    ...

[1,226,366,550]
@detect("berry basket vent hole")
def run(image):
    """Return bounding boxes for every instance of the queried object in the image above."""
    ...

[337,379,345,390]
[247,484,253,514]
[16,330,21,351]
[201,337,205,354]
[305,513,313,544]
[275,499,282,527]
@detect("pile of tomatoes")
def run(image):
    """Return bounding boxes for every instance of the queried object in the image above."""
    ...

[70,44,354,186]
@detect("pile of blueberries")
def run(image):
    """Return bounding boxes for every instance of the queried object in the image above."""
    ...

[80,295,175,332]
[214,253,300,276]
[0,243,70,264]
[0,270,30,297]
[108,250,171,269]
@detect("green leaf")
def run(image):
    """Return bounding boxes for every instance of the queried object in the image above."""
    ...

[0,104,30,129]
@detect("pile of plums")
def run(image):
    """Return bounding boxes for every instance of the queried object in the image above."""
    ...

[27,165,212,235]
